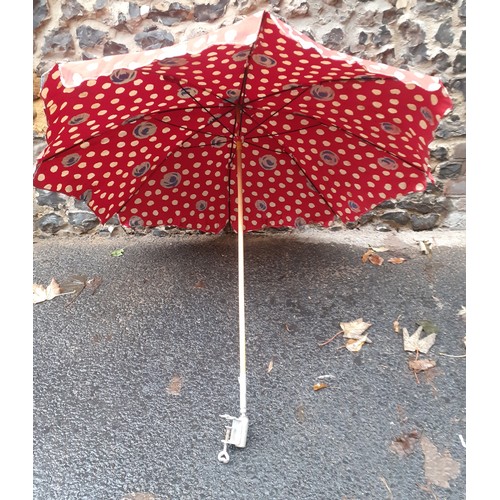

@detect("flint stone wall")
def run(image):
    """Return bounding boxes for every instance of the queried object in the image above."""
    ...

[33,0,466,237]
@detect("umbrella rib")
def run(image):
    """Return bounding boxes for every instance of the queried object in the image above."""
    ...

[158,76,242,230]
[291,113,429,173]
[160,77,242,222]
[249,108,427,174]
[241,75,398,138]
[160,76,240,138]
[244,75,398,107]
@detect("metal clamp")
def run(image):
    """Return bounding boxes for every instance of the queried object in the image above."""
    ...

[217,413,249,463]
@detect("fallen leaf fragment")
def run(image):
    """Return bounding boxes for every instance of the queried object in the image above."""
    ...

[340,318,372,339]
[458,306,466,320]
[33,284,48,304]
[166,375,182,396]
[421,434,461,488]
[361,248,375,263]
[369,246,389,253]
[111,248,124,257]
[33,278,63,304]
[388,257,406,264]
[393,315,401,333]
[361,248,384,265]
[86,276,103,295]
[403,326,436,354]
[368,253,384,266]
[318,330,342,347]
[59,275,87,305]
[313,382,328,391]
[194,279,206,288]
[390,430,421,457]
[408,358,436,372]
[345,335,369,352]
[267,359,274,373]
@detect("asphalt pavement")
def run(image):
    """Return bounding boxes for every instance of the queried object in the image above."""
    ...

[32,226,466,500]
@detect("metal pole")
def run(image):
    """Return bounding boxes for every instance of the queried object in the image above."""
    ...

[217,112,249,462]
[236,135,247,418]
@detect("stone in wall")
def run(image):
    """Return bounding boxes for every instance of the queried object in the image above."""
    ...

[322,28,344,50]
[435,18,454,47]
[134,27,175,49]
[453,53,465,73]
[34,0,50,29]
[372,25,391,47]
[398,20,425,47]
[76,25,107,48]
[438,162,463,180]
[411,213,440,231]
[435,115,466,140]
[398,194,448,216]
[36,214,67,234]
[194,0,230,22]
[433,51,451,72]
[61,0,86,22]
[103,41,129,56]
[282,0,310,17]
[36,190,69,209]
[148,3,192,26]
[42,28,75,56]
[415,0,453,20]
[450,78,465,99]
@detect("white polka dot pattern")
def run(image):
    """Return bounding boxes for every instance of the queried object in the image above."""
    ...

[34,10,452,233]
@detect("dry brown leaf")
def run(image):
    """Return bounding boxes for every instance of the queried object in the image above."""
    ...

[313,382,328,391]
[46,278,62,300]
[166,375,182,396]
[403,325,436,354]
[361,248,375,263]
[390,430,421,457]
[32,284,48,304]
[345,335,369,352]
[421,434,461,488]
[388,257,406,264]
[340,318,372,339]
[59,275,86,294]
[194,279,206,288]
[59,275,87,305]
[370,246,389,253]
[368,253,384,266]
[86,276,103,294]
[408,358,436,372]
[33,278,63,304]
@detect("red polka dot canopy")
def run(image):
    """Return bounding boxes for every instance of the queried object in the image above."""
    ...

[34,10,453,234]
